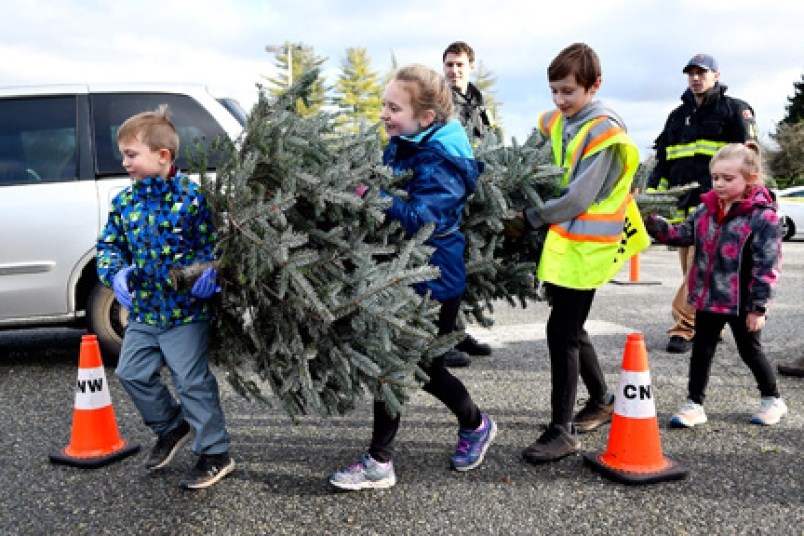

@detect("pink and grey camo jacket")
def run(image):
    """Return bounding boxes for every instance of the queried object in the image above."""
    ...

[648,186,781,316]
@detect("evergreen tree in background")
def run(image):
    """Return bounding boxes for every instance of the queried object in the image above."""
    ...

[474,60,503,137]
[199,69,570,418]
[331,47,383,135]
[266,42,328,116]
[382,52,399,87]
[769,122,804,186]
[768,74,804,186]
[781,73,804,125]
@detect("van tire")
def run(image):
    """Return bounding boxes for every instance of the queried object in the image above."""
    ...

[86,283,127,364]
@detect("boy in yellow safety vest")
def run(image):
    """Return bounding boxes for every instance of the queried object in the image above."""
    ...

[518,43,644,463]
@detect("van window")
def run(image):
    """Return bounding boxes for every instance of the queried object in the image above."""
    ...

[0,96,78,186]
[91,93,230,177]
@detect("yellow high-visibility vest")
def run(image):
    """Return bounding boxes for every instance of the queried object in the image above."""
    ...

[536,109,641,289]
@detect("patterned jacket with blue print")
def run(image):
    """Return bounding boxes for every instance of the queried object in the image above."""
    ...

[97,173,218,328]
[648,186,781,316]
[382,120,484,301]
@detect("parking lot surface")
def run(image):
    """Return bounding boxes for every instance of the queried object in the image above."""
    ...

[1,243,802,535]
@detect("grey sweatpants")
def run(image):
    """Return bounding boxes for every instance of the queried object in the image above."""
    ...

[116,320,230,455]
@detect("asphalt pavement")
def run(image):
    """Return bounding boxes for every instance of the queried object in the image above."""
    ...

[1,243,802,535]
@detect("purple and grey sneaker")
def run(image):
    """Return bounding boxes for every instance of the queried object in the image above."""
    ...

[451,413,497,471]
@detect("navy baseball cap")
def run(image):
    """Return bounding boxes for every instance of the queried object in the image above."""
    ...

[683,54,718,73]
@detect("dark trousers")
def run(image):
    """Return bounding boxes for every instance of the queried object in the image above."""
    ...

[545,285,608,429]
[369,295,482,463]
[688,310,779,404]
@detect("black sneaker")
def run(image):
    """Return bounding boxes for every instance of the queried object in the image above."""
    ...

[455,334,492,356]
[666,335,692,353]
[443,348,471,368]
[180,453,235,490]
[777,356,804,377]
[146,420,192,471]
[522,425,579,464]
[572,396,614,433]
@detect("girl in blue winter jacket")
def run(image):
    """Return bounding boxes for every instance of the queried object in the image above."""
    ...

[647,142,787,428]
[329,64,496,491]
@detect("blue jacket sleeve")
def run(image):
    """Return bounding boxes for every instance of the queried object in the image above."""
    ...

[96,197,132,287]
[383,156,464,236]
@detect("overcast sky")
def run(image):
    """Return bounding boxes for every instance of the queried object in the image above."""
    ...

[1,0,802,159]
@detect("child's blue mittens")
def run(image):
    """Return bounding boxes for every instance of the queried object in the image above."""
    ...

[191,268,221,299]
[112,265,135,309]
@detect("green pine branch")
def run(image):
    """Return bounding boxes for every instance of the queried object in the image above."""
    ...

[195,70,576,419]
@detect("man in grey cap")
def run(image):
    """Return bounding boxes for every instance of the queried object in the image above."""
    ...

[646,53,758,353]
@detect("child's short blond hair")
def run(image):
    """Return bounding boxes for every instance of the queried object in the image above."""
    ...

[548,42,601,90]
[117,104,179,161]
[393,64,454,124]
[710,141,765,185]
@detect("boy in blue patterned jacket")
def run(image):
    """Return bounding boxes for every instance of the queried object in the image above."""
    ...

[97,105,234,489]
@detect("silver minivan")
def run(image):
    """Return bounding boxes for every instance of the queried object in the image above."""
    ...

[0,84,244,359]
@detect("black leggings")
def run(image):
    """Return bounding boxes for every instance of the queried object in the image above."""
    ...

[368,295,482,463]
[545,284,608,429]
[687,310,779,404]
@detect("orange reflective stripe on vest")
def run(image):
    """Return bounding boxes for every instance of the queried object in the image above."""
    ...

[549,194,631,243]
[583,123,626,158]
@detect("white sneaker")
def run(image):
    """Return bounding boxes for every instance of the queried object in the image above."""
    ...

[751,397,788,425]
[670,400,707,428]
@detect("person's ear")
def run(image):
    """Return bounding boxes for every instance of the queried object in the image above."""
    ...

[419,109,437,128]
[589,76,602,95]
[158,148,171,163]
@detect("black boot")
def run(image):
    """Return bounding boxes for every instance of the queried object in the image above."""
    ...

[777,356,804,377]
[455,334,492,356]
[443,348,471,367]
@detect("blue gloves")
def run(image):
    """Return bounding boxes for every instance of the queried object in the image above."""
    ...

[112,265,135,309]
[191,268,221,299]
[113,265,218,307]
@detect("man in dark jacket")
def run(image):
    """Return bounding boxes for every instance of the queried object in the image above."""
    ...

[443,41,493,141]
[441,41,494,366]
[647,53,757,353]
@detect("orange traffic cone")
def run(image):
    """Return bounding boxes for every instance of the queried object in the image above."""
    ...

[50,334,139,468]
[610,254,660,285]
[583,332,687,484]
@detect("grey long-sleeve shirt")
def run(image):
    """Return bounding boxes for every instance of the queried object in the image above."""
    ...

[525,100,627,229]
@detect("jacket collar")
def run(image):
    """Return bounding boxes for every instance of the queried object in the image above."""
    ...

[130,167,181,201]
[701,185,776,219]
[681,83,728,109]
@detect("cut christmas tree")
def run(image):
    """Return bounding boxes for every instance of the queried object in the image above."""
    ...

[197,69,566,418]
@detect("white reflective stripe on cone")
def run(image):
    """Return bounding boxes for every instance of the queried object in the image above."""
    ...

[74,367,112,410]
[613,370,656,418]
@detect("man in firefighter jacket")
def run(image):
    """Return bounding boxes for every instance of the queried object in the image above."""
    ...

[647,53,757,354]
